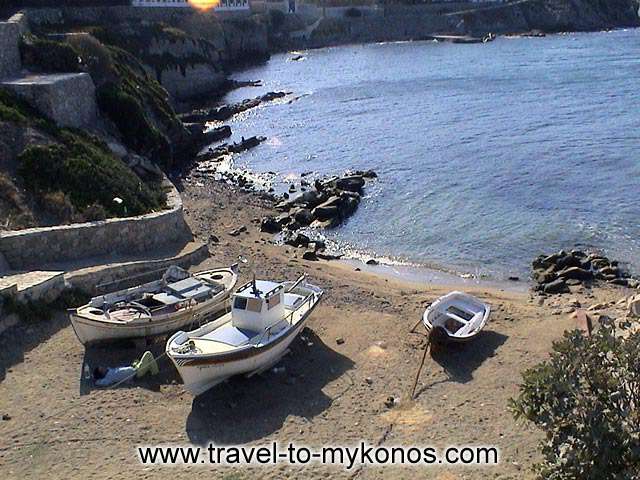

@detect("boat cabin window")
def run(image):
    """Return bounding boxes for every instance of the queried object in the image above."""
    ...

[267,294,281,310]
[234,297,248,310]
[247,298,262,313]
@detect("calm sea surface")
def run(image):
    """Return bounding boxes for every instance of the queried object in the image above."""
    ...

[218,29,640,278]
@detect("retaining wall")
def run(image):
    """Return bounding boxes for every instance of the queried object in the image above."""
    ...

[2,72,98,128]
[0,20,21,80]
[0,178,191,271]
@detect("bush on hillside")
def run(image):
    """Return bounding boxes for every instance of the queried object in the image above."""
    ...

[18,132,166,218]
[19,36,80,73]
[0,87,166,220]
[510,320,640,479]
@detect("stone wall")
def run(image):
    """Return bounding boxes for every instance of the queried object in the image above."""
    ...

[0,20,21,80]
[0,179,191,271]
[2,73,98,128]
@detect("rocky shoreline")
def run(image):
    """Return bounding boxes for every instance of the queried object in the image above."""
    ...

[532,249,638,294]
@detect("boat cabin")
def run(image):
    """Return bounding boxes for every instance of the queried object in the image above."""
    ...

[231,280,286,332]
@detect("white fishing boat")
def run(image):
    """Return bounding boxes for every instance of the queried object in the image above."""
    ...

[166,275,323,396]
[70,265,238,345]
[422,291,490,343]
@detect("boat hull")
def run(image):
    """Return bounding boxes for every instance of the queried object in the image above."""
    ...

[168,294,320,396]
[70,299,229,346]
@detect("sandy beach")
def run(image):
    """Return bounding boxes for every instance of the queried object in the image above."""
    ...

[0,177,634,480]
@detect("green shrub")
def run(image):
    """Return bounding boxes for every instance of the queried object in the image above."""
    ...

[18,131,166,217]
[96,82,168,160]
[19,36,80,73]
[510,321,640,479]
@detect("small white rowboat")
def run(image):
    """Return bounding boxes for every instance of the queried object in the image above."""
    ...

[422,291,490,343]
[70,265,238,346]
[166,275,323,396]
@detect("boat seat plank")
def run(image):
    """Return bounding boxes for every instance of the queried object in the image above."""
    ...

[198,324,257,347]
[152,292,183,305]
[284,293,304,310]
[167,277,205,295]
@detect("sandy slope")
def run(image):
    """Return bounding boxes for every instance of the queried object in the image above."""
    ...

[0,178,631,480]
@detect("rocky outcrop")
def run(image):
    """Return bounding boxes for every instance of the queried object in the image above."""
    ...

[452,0,640,36]
[180,91,288,123]
[532,249,638,294]
[260,170,377,236]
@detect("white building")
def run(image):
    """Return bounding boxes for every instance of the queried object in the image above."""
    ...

[131,0,250,11]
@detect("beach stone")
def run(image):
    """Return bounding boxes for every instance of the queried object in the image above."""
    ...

[260,216,281,234]
[533,267,556,284]
[228,226,246,237]
[339,195,360,216]
[543,278,569,294]
[295,190,325,208]
[366,259,379,266]
[302,250,318,261]
[557,267,593,282]
[292,208,314,226]
[336,337,345,345]
[313,204,340,221]
[1,413,10,421]
[598,265,620,277]
[628,295,640,317]
[285,233,311,248]
[353,169,377,179]
[336,175,365,193]
[556,254,582,270]
[627,279,639,289]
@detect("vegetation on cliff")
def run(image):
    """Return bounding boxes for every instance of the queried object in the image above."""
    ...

[89,22,222,81]
[18,33,186,169]
[0,88,166,226]
[68,35,186,168]
[19,34,81,73]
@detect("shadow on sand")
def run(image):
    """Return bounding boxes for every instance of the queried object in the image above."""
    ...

[79,337,182,395]
[430,330,508,384]
[185,328,354,445]
[0,312,70,384]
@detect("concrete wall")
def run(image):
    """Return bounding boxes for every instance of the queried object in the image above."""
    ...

[2,73,98,128]
[0,179,192,271]
[0,20,21,80]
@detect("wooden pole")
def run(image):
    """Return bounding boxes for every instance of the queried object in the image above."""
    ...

[409,316,424,333]
[410,338,431,399]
